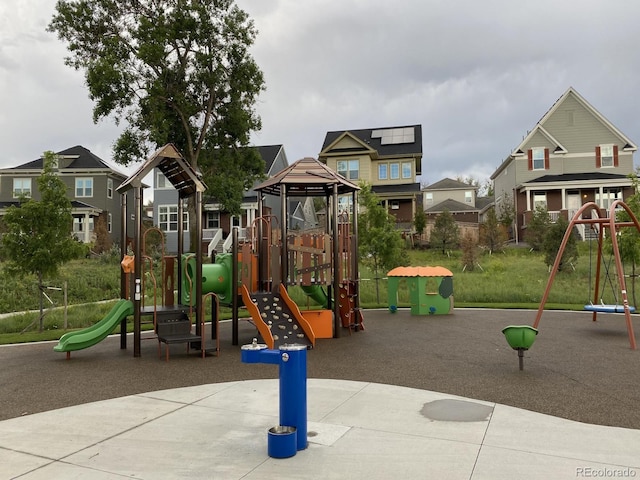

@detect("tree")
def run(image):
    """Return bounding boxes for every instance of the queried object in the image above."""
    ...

[497,191,516,239]
[93,213,112,254]
[48,0,266,247]
[615,170,640,306]
[429,209,459,254]
[542,216,578,272]
[525,205,550,251]
[1,152,81,331]
[358,183,409,302]
[413,207,426,246]
[460,231,478,271]
[480,207,505,253]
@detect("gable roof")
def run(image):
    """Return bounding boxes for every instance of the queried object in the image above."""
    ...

[425,198,478,213]
[424,178,476,191]
[255,145,283,175]
[320,125,423,158]
[1,145,126,177]
[491,87,637,179]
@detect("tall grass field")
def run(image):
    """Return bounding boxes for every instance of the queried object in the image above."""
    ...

[1,242,638,344]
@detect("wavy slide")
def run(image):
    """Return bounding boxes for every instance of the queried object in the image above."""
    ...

[300,284,329,308]
[54,299,134,358]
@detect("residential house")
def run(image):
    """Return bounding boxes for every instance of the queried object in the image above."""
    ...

[154,145,316,254]
[0,145,132,245]
[491,87,637,243]
[318,125,422,230]
[422,177,493,242]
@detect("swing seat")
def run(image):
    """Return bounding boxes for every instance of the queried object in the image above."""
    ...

[584,304,636,313]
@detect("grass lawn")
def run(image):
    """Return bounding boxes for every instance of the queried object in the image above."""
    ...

[1,242,638,345]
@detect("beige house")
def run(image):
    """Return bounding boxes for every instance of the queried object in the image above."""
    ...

[318,125,422,231]
[491,87,637,243]
[422,177,493,244]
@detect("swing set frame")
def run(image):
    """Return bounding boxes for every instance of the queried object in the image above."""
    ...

[533,200,640,350]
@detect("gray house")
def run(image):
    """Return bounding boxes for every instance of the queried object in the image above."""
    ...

[0,145,132,245]
[491,87,637,243]
[154,145,316,254]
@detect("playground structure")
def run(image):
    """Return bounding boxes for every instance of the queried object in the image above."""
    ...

[503,200,640,366]
[236,157,364,348]
[56,146,365,358]
[387,266,454,315]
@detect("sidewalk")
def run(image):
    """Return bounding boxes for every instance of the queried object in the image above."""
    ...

[2,379,639,479]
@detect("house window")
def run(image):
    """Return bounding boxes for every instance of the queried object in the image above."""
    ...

[533,192,547,210]
[390,163,400,180]
[73,217,94,233]
[75,178,93,197]
[206,212,220,229]
[596,188,622,209]
[338,195,353,214]
[425,192,433,206]
[13,178,31,198]
[378,164,388,180]
[532,148,545,170]
[158,205,188,232]
[465,191,473,204]
[231,215,242,229]
[390,200,400,210]
[402,162,412,179]
[107,213,112,233]
[337,160,359,180]
[156,171,169,189]
[600,145,614,167]
[107,178,113,199]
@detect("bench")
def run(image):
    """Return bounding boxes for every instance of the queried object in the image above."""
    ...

[156,316,201,361]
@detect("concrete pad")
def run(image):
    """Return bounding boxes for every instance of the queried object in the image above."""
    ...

[484,404,640,467]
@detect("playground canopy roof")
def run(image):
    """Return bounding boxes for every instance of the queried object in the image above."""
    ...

[254,157,360,197]
[387,266,453,277]
[117,144,207,198]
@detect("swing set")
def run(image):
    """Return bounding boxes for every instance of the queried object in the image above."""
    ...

[533,200,640,349]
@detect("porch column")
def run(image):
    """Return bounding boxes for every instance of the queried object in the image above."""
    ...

[525,188,531,211]
[598,186,604,208]
[84,212,91,243]
[561,188,566,210]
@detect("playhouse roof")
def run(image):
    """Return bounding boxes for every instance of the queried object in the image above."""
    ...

[387,266,453,277]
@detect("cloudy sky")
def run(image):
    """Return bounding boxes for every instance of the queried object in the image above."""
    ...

[2,0,640,188]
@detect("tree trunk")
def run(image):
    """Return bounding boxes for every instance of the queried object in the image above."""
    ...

[38,271,44,332]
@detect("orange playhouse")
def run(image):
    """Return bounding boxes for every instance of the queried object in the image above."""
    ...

[387,266,454,315]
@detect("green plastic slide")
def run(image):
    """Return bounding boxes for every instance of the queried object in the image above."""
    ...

[54,299,134,354]
[300,284,329,309]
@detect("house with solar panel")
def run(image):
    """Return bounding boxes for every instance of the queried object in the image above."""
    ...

[0,145,132,245]
[318,125,422,232]
[491,87,637,243]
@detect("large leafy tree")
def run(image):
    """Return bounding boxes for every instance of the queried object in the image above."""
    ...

[48,0,266,243]
[1,152,81,331]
